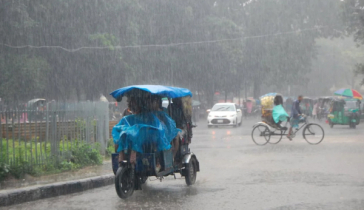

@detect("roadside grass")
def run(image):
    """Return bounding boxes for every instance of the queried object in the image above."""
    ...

[0,138,105,181]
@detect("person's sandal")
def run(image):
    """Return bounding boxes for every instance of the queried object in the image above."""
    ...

[287,136,292,141]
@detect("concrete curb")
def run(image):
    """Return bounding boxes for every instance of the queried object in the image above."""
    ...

[0,174,114,207]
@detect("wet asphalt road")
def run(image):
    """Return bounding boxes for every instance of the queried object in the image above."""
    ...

[5,117,364,210]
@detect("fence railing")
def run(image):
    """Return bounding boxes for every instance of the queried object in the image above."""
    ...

[0,101,109,168]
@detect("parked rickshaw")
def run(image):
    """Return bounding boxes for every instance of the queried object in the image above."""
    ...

[245,97,255,116]
[26,98,46,121]
[300,97,313,117]
[327,98,361,128]
[251,93,324,145]
[317,97,332,120]
[284,97,293,113]
[110,85,200,199]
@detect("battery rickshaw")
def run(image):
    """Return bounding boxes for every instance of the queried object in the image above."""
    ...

[327,98,361,128]
[110,85,200,199]
[300,97,313,117]
[317,97,333,120]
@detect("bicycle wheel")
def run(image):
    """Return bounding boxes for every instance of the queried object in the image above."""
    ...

[268,129,283,144]
[302,123,324,145]
[251,124,270,145]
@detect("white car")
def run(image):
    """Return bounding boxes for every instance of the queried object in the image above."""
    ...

[207,103,243,128]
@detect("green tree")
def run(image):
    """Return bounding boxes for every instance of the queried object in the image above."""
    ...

[343,0,364,85]
[0,54,50,103]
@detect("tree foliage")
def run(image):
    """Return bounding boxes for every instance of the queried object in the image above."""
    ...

[343,0,364,85]
[0,0,344,104]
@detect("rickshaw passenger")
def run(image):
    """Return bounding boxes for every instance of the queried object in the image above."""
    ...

[113,94,180,164]
[116,96,140,163]
[272,95,289,129]
[150,95,183,160]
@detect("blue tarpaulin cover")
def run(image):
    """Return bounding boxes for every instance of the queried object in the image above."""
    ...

[112,111,181,153]
[110,85,192,100]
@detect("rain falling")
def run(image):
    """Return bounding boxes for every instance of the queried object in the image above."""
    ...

[0,0,364,209]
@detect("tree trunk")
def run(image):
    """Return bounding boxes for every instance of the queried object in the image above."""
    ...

[253,80,260,99]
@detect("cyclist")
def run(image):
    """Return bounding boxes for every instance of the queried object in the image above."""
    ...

[287,95,303,140]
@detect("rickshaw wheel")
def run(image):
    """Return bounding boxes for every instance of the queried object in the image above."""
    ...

[185,158,197,186]
[303,123,325,145]
[351,123,356,129]
[329,120,334,128]
[251,125,270,146]
[268,129,283,144]
[115,167,135,199]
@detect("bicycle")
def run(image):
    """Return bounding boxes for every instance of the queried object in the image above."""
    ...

[251,115,325,145]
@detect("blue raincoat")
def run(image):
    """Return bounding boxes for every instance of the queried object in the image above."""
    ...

[112,111,181,153]
[273,104,289,123]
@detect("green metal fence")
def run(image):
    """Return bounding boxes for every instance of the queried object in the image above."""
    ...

[0,101,109,169]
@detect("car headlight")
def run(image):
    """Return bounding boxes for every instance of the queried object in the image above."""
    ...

[230,115,236,117]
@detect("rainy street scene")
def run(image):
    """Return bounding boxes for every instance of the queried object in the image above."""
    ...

[1,1,364,210]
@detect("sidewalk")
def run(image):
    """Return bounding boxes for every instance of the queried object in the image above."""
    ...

[0,161,114,207]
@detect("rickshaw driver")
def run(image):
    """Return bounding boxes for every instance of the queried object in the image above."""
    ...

[287,95,303,140]
[170,98,188,159]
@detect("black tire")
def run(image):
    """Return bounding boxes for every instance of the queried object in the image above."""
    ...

[349,123,353,128]
[238,119,242,126]
[140,175,148,184]
[115,166,135,199]
[352,123,356,129]
[303,123,324,145]
[329,120,334,128]
[185,158,197,186]
[233,118,238,128]
[251,124,270,146]
[268,129,283,144]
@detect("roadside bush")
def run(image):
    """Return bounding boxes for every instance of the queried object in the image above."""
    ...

[60,161,75,171]
[0,162,10,180]
[0,139,103,182]
[70,141,103,166]
[105,139,115,156]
